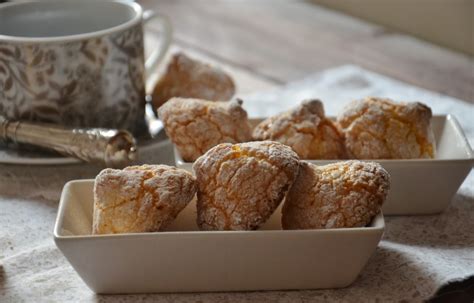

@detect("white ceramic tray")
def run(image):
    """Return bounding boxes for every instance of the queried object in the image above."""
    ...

[54,180,384,294]
[174,115,474,215]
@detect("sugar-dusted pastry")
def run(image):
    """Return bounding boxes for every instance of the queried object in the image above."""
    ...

[92,164,196,234]
[253,99,346,159]
[282,161,390,230]
[337,97,435,159]
[193,141,300,231]
[158,97,252,162]
[152,52,235,109]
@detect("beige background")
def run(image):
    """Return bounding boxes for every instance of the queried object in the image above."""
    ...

[312,0,474,56]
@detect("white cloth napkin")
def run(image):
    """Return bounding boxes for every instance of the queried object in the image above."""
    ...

[1,65,473,302]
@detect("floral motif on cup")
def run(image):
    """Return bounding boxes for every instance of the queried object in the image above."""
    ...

[0,23,146,134]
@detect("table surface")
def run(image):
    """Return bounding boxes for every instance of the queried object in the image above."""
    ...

[139,0,473,103]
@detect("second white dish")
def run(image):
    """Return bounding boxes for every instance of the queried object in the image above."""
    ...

[174,115,474,215]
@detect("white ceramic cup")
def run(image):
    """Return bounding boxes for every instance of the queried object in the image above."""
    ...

[0,0,171,135]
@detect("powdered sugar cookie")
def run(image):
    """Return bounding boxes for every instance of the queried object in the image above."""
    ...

[282,160,390,230]
[158,97,252,162]
[193,141,300,231]
[93,164,196,234]
[253,99,346,159]
[338,97,435,159]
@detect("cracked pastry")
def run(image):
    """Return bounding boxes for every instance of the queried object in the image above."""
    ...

[158,97,253,162]
[282,160,390,230]
[193,141,300,231]
[337,97,435,159]
[92,164,197,234]
[252,99,346,159]
[152,52,235,109]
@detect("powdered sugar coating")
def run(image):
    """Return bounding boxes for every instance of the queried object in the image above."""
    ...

[152,52,235,108]
[92,164,196,234]
[193,141,300,230]
[282,160,390,230]
[158,97,253,162]
[338,97,435,159]
[253,99,346,159]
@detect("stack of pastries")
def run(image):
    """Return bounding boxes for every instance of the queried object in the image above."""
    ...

[159,98,435,162]
[254,96,436,160]
[93,143,390,234]
[91,53,439,235]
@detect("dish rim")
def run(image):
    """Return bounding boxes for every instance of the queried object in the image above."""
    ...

[53,180,385,240]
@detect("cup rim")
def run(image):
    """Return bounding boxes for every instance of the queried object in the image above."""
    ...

[0,1,143,44]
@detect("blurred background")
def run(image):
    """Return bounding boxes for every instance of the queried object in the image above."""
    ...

[137,0,473,103]
[2,0,472,56]
[313,0,473,56]
[2,0,471,100]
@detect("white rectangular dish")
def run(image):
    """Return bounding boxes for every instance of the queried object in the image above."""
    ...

[54,180,384,294]
[174,115,474,215]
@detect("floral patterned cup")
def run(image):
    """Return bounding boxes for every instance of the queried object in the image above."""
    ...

[0,1,171,135]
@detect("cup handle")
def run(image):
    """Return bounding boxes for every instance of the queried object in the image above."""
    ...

[142,10,172,80]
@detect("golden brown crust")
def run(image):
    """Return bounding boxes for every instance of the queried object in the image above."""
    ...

[282,161,390,230]
[92,164,197,234]
[337,97,435,159]
[253,100,346,159]
[193,141,300,231]
[158,97,253,162]
[152,53,235,109]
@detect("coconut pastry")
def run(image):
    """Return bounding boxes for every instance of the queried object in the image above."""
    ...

[193,141,300,231]
[152,52,235,109]
[282,161,390,230]
[158,97,252,162]
[337,97,435,159]
[92,164,197,234]
[253,99,346,159]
